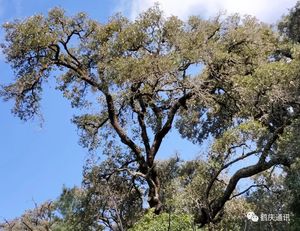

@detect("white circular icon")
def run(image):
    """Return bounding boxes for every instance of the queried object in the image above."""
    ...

[246,211,259,222]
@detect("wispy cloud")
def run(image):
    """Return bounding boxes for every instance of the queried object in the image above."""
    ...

[122,0,298,23]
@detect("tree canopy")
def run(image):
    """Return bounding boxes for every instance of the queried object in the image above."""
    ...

[2,2,300,230]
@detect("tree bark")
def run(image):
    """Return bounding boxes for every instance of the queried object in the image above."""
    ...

[147,166,163,214]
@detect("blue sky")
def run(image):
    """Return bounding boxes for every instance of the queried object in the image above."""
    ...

[0,0,122,220]
[0,0,298,220]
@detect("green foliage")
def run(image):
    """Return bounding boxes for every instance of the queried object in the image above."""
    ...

[279,1,300,42]
[129,209,200,231]
[3,2,300,229]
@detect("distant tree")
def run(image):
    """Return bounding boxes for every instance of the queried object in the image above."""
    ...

[73,159,144,230]
[0,201,60,231]
[0,157,242,230]
[2,5,300,227]
[279,1,300,43]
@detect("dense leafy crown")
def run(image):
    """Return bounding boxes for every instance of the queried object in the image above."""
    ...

[2,4,300,229]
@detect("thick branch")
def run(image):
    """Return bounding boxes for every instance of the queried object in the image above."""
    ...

[149,91,194,164]
[59,29,82,66]
[210,157,286,220]
[258,122,289,163]
[206,149,258,200]
[130,95,151,155]
[138,96,151,154]
[207,121,291,221]
[49,43,101,91]
[104,91,146,168]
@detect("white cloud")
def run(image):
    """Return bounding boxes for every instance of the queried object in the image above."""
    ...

[125,0,298,23]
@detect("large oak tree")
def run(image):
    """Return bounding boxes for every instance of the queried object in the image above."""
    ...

[2,5,300,227]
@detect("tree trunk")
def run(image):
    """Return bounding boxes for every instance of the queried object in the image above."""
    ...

[147,167,163,214]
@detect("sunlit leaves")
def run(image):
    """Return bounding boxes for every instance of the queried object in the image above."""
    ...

[129,209,199,231]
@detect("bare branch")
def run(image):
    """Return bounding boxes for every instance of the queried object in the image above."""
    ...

[230,184,269,200]
[22,221,33,231]
[115,168,147,179]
